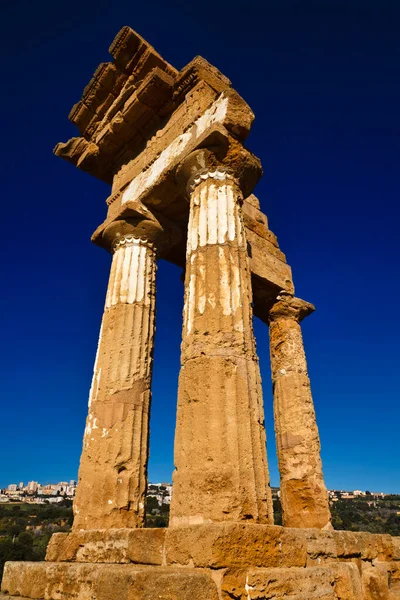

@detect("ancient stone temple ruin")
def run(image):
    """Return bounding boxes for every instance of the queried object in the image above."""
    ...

[2,26,399,600]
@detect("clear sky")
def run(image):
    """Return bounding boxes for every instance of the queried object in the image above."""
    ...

[1,0,399,493]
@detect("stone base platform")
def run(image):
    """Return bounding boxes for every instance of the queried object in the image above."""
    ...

[2,524,400,599]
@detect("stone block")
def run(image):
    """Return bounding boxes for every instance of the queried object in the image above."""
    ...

[389,560,400,596]
[280,528,309,567]
[165,523,306,568]
[249,237,294,297]
[333,531,363,558]
[45,528,165,565]
[45,533,71,562]
[1,562,219,600]
[246,227,286,261]
[221,566,337,599]
[126,528,165,565]
[362,561,390,600]
[2,562,48,599]
[379,535,395,561]
[393,538,400,561]
[0,592,29,600]
[297,528,337,563]
[130,568,220,600]
[358,532,394,561]
[332,563,363,600]
[242,201,272,241]
[333,531,394,563]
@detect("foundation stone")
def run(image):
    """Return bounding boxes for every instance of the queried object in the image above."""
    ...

[2,527,400,599]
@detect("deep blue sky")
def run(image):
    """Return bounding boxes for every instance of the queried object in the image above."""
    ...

[1,0,399,493]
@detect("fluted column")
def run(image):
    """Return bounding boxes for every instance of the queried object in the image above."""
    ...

[170,163,273,526]
[73,218,159,530]
[269,291,332,529]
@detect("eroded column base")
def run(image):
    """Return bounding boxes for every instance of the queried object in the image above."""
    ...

[2,525,400,599]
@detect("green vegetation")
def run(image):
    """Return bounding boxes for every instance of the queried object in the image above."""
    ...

[145,495,170,528]
[0,500,73,581]
[143,494,400,533]
[330,495,400,535]
[273,497,283,525]
[272,494,400,535]
[0,496,170,581]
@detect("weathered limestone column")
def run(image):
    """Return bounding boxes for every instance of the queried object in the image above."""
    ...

[269,291,332,529]
[170,158,273,526]
[73,218,161,530]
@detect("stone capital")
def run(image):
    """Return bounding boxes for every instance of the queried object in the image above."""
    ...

[269,291,315,323]
[175,146,261,199]
[92,204,181,256]
[102,218,161,253]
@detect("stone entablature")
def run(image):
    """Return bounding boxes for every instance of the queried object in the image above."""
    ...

[55,27,294,315]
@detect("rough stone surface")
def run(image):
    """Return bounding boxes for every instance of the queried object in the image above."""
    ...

[0,596,31,600]
[117,91,259,206]
[269,291,332,529]
[165,523,307,568]
[73,219,161,530]
[3,526,400,599]
[46,528,165,565]
[333,530,363,558]
[41,525,400,572]
[302,529,336,563]
[392,537,400,560]
[362,561,391,600]
[170,164,273,526]
[389,560,400,597]
[332,563,364,600]
[1,563,219,600]
[221,566,337,599]
[332,531,395,562]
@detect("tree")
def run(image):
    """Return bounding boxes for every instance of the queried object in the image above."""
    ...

[17,532,34,551]
[273,498,282,526]
[146,496,160,513]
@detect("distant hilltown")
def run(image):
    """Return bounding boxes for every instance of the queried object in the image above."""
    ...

[0,481,390,506]
[0,481,173,506]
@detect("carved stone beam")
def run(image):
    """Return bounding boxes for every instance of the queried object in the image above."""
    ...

[115,89,259,208]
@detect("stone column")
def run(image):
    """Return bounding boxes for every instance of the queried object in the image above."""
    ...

[73,218,161,530]
[170,160,273,526]
[269,291,332,529]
